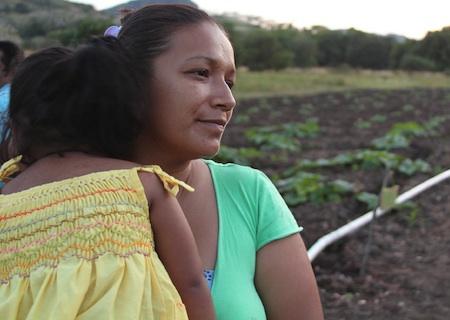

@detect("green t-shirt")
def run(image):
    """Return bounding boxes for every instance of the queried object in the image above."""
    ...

[204,160,303,319]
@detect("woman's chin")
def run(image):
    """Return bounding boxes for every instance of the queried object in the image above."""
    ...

[200,144,221,159]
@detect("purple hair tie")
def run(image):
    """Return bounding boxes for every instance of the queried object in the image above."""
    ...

[104,26,122,38]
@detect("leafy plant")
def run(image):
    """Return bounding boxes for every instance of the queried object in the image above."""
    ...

[424,115,449,133]
[211,145,263,165]
[371,117,448,151]
[370,114,387,123]
[399,202,420,227]
[275,172,354,206]
[286,149,431,176]
[354,120,372,130]
[245,129,301,152]
[244,118,320,152]
[356,190,419,225]
[234,114,250,123]
[371,121,426,150]
[402,104,415,112]
[299,103,314,115]
[356,192,378,210]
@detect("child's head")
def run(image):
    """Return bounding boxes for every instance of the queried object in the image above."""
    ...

[1,37,146,164]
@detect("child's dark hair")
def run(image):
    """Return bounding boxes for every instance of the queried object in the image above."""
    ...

[0,37,146,164]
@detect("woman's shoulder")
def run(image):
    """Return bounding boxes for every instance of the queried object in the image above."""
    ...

[203,159,270,184]
[203,159,260,174]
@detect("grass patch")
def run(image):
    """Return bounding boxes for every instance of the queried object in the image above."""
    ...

[233,68,450,99]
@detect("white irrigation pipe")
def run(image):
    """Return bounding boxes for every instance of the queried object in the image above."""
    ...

[307,168,450,262]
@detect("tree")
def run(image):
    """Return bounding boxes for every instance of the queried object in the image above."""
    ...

[313,29,347,67]
[399,54,436,71]
[389,39,418,69]
[240,28,294,71]
[345,29,394,70]
[57,18,113,47]
[273,25,317,68]
[415,27,450,71]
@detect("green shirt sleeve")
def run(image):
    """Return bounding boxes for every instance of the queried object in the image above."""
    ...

[205,160,302,320]
[253,168,303,250]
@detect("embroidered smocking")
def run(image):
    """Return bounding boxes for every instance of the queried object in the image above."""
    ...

[0,164,193,284]
[0,164,191,319]
[0,176,151,283]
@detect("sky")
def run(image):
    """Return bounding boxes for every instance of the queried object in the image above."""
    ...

[69,0,450,40]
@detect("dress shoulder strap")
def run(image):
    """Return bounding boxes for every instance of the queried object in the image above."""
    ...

[0,155,22,183]
[138,165,195,197]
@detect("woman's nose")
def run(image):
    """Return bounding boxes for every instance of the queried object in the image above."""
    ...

[212,80,236,111]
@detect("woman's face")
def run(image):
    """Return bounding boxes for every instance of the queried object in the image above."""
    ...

[141,22,236,162]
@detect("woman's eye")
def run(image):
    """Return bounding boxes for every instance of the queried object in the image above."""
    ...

[226,80,234,89]
[193,69,208,77]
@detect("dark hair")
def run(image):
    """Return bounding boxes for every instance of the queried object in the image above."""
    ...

[0,37,146,164]
[119,4,227,75]
[0,40,24,75]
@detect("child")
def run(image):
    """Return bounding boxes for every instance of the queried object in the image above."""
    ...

[0,37,215,320]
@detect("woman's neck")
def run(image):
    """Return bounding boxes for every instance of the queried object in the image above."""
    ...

[161,159,198,182]
[128,146,199,182]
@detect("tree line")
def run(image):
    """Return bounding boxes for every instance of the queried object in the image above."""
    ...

[1,0,450,72]
[219,17,450,72]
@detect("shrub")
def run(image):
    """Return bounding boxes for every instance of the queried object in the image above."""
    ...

[399,54,436,71]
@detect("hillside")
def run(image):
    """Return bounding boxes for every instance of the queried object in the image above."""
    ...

[0,0,111,47]
[0,0,202,48]
[101,0,198,15]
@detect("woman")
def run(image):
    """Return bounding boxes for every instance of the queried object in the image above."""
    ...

[113,4,324,319]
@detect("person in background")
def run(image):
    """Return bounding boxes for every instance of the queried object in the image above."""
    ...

[108,4,324,319]
[0,40,23,122]
[0,37,215,320]
[0,41,24,187]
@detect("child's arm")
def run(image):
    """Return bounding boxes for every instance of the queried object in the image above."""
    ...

[139,172,216,320]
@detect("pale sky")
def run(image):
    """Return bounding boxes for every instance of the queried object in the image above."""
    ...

[70,0,450,40]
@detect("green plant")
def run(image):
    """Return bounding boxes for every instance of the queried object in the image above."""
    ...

[211,145,263,165]
[245,128,301,152]
[370,114,387,123]
[247,106,260,114]
[371,122,426,150]
[299,103,314,115]
[399,201,420,227]
[356,192,378,210]
[248,118,320,138]
[399,54,436,71]
[357,194,421,227]
[424,115,449,133]
[257,98,272,110]
[234,114,250,123]
[354,120,372,130]
[286,149,431,176]
[244,118,320,152]
[281,97,292,105]
[402,104,415,111]
[275,172,354,206]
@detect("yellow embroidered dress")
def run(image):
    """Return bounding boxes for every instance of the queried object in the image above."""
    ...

[0,157,193,320]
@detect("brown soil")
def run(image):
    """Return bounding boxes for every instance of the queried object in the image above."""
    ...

[221,88,450,319]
